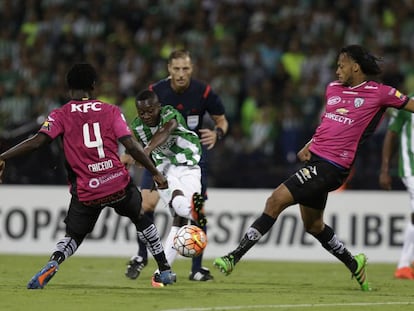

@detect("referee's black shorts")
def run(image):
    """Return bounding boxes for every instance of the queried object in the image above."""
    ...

[283,153,350,210]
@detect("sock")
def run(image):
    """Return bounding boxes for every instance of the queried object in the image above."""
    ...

[51,236,78,263]
[137,211,154,260]
[136,214,170,272]
[164,226,180,266]
[397,222,414,268]
[171,195,192,219]
[191,224,206,272]
[313,224,356,273]
[231,213,276,262]
[50,251,65,264]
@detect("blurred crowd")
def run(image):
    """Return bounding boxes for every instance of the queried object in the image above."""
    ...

[1,0,413,189]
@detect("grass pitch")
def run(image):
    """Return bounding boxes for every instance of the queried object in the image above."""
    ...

[0,254,413,311]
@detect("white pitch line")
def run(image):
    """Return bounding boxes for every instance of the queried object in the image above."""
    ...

[160,301,414,311]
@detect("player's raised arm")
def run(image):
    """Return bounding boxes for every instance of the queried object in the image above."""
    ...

[119,135,168,190]
[403,97,414,113]
[0,133,51,183]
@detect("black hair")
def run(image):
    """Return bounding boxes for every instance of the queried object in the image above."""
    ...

[136,89,159,103]
[66,63,97,91]
[339,45,382,76]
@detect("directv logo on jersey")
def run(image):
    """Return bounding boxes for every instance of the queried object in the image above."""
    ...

[354,98,364,108]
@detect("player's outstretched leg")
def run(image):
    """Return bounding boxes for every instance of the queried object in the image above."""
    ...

[191,193,207,227]
[394,266,414,279]
[125,255,148,280]
[213,214,276,276]
[213,254,236,276]
[151,270,177,288]
[27,261,59,289]
[353,253,371,291]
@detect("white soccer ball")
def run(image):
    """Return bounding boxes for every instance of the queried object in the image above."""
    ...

[173,225,207,258]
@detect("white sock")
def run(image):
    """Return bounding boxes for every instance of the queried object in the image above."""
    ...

[164,226,180,266]
[397,222,414,268]
[171,195,193,220]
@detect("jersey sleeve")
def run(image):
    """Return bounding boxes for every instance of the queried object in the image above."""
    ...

[380,84,409,109]
[161,105,180,124]
[388,108,408,133]
[38,109,64,139]
[205,86,226,116]
[112,106,132,139]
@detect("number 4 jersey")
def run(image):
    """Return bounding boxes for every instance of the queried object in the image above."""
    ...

[39,99,132,201]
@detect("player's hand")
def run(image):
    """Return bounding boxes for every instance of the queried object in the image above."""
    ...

[199,128,216,150]
[297,146,311,162]
[0,159,5,183]
[153,173,168,190]
[379,172,392,190]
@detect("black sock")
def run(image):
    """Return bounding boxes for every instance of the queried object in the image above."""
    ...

[50,251,65,264]
[136,214,170,272]
[137,211,154,259]
[231,213,276,263]
[313,224,356,272]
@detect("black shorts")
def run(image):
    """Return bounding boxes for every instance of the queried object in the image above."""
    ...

[283,154,350,210]
[65,181,142,236]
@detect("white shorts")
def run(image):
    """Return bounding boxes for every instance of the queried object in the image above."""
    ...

[158,164,201,205]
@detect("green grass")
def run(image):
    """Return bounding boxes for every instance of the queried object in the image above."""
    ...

[0,254,413,311]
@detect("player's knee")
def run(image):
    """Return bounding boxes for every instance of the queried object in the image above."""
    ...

[141,190,159,212]
[264,191,286,217]
[142,201,157,212]
[303,221,324,235]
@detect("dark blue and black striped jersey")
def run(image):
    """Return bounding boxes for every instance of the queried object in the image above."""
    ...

[149,78,225,135]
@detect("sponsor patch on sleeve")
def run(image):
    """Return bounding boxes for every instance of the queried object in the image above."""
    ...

[395,90,405,99]
[41,120,50,131]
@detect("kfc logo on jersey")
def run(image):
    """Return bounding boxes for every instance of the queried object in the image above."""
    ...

[327,96,341,105]
[354,98,364,108]
[71,102,102,113]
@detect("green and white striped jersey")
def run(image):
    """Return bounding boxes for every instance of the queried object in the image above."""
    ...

[388,97,414,177]
[131,105,202,167]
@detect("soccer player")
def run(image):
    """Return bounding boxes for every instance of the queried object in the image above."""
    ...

[379,102,414,279]
[213,45,414,291]
[125,50,228,281]
[124,89,206,287]
[0,63,176,289]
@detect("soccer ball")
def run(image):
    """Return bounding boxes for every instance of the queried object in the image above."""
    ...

[173,225,207,258]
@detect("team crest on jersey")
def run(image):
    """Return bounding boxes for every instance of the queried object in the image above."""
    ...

[187,115,199,129]
[354,98,364,108]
